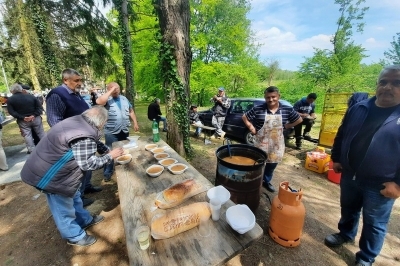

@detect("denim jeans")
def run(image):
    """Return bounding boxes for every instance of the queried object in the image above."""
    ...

[104,131,129,179]
[263,163,278,183]
[193,121,203,135]
[339,177,395,263]
[45,189,92,242]
[155,117,167,130]
[79,171,93,196]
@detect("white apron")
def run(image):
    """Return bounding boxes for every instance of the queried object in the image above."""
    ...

[254,112,285,163]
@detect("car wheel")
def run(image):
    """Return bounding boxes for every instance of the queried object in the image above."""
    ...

[244,130,255,145]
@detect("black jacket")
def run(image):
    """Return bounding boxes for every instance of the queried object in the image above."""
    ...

[148,102,162,121]
[7,92,43,120]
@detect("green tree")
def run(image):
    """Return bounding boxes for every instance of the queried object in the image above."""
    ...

[154,0,192,157]
[384,33,400,64]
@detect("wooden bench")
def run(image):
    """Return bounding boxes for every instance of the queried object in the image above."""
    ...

[191,124,216,144]
[114,138,263,266]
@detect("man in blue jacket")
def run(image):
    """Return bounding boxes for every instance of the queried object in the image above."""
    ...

[324,65,400,266]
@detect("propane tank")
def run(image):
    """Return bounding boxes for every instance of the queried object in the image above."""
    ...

[268,181,306,247]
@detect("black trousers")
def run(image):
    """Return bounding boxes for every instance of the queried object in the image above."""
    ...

[294,118,315,138]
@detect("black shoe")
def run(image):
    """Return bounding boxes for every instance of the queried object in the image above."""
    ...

[262,182,276,192]
[163,129,168,132]
[83,215,104,230]
[324,233,354,247]
[84,186,103,194]
[104,176,111,182]
[27,151,32,154]
[303,133,312,141]
[67,234,97,247]
[295,144,301,150]
[82,197,94,207]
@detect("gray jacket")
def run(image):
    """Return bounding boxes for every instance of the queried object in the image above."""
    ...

[21,115,101,197]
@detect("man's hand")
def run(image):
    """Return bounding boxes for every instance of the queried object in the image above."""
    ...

[24,115,34,122]
[332,162,342,173]
[109,147,124,159]
[132,123,139,132]
[380,182,400,199]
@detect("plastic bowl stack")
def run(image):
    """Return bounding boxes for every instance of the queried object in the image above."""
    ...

[226,204,255,234]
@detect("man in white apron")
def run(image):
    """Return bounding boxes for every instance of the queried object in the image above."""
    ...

[242,86,302,192]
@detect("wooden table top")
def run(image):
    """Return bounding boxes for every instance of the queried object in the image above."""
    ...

[114,136,263,266]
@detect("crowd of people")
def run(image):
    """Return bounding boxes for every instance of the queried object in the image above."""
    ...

[0,66,399,266]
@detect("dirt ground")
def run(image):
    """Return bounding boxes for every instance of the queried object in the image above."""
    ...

[0,137,399,266]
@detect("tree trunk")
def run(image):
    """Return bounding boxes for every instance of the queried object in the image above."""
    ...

[17,0,41,91]
[155,0,192,156]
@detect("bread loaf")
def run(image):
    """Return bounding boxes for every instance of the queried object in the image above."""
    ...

[151,202,211,239]
[155,179,206,209]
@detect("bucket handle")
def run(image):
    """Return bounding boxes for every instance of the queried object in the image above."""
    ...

[254,158,265,165]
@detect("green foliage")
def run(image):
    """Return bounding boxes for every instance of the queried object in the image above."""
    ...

[384,33,400,64]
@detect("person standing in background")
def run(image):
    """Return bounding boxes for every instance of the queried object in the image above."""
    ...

[96,82,139,182]
[0,105,8,171]
[6,84,45,154]
[210,87,231,139]
[324,65,400,266]
[293,93,317,149]
[147,98,168,132]
[46,68,101,207]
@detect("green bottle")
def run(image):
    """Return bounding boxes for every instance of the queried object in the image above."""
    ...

[152,119,160,142]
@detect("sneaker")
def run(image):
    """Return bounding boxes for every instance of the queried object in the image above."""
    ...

[67,234,97,247]
[83,215,105,230]
[355,258,372,266]
[82,197,94,207]
[219,131,226,138]
[324,233,354,247]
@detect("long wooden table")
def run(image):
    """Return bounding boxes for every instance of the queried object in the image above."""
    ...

[114,137,263,266]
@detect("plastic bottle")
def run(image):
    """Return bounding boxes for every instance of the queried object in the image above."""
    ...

[152,119,160,142]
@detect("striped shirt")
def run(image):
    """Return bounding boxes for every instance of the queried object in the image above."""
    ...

[70,138,111,171]
[245,102,300,132]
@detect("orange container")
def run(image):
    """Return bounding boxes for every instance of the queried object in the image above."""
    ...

[268,181,306,247]
[305,151,330,174]
[327,161,341,184]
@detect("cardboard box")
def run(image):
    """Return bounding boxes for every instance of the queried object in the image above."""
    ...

[305,152,330,174]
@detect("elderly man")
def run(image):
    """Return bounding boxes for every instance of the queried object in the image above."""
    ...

[96,82,139,181]
[20,106,124,247]
[324,65,400,266]
[147,98,167,132]
[6,83,45,154]
[210,87,231,138]
[46,68,100,207]
[242,86,302,193]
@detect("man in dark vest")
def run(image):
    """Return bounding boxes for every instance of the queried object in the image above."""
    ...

[46,68,100,207]
[21,106,124,247]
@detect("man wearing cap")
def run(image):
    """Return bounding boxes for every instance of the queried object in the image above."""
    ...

[210,87,231,138]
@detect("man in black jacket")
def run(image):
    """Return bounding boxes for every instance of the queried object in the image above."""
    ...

[147,98,168,132]
[7,83,45,154]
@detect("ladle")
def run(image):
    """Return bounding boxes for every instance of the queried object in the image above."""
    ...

[224,138,232,158]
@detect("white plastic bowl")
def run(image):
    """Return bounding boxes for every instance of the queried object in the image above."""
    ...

[116,154,132,165]
[226,204,255,234]
[146,164,164,177]
[145,144,158,151]
[127,136,140,142]
[207,185,231,205]
[167,163,188,175]
[159,158,178,168]
[150,147,165,154]
[154,152,170,161]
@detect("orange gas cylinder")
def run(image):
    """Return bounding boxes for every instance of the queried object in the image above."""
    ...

[268,181,306,247]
